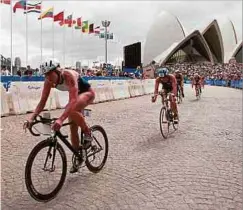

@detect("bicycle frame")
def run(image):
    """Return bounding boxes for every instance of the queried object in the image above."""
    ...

[55,130,81,158]
[159,92,171,110]
[195,84,200,96]
[28,109,100,162]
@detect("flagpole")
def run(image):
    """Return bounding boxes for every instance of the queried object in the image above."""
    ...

[71,16,74,68]
[102,20,111,66]
[26,0,28,68]
[63,10,66,68]
[40,1,43,71]
[10,0,13,75]
[52,7,54,59]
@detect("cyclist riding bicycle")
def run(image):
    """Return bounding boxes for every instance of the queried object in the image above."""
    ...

[174,69,185,98]
[24,58,95,173]
[192,73,202,95]
[152,67,178,122]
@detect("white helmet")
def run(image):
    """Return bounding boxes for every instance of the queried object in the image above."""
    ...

[41,58,60,74]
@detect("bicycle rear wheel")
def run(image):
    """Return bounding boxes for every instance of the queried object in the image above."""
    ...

[25,139,67,202]
[84,125,108,173]
[159,107,169,139]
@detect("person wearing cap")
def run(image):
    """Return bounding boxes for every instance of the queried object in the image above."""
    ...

[152,67,178,122]
[24,58,95,173]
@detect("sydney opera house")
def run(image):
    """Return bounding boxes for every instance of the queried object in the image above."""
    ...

[143,11,242,66]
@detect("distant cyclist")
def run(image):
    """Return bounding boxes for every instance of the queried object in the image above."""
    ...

[152,67,178,122]
[201,74,205,88]
[24,58,95,173]
[174,70,185,98]
[192,73,202,95]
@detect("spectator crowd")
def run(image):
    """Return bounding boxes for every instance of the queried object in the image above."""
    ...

[1,62,242,83]
[164,62,242,85]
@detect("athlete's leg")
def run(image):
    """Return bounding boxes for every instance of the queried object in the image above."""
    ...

[161,89,166,106]
[68,88,95,173]
[69,88,95,147]
[170,93,178,119]
[68,118,79,150]
[181,84,184,97]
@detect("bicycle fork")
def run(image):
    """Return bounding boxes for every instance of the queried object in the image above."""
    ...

[43,137,57,172]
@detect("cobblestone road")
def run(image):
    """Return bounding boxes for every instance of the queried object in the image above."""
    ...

[1,85,242,210]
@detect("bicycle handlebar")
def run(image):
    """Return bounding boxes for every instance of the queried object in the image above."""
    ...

[25,109,92,137]
[153,92,174,97]
[26,115,57,136]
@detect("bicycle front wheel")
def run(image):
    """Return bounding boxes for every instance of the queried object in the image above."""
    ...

[85,125,108,173]
[196,89,200,100]
[172,113,179,131]
[159,107,169,139]
[25,139,67,202]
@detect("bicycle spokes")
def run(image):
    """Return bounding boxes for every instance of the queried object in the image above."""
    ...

[25,140,66,201]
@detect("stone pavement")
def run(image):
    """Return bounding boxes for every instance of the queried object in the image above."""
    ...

[1,85,242,210]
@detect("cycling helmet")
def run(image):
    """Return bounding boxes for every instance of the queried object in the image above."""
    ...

[41,58,60,75]
[157,67,169,77]
[175,70,180,73]
[194,73,199,77]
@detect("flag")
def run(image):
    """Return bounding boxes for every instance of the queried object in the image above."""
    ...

[24,2,41,14]
[82,20,88,33]
[64,14,72,27]
[58,14,74,27]
[38,7,53,19]
[75,25,82,29]
[24,8,41,13]
[109,33,113,40]
[89,24,94,33]
[59,21,65,26]
[77,17,82,27]
[13,0,26,13]
[99,33,105,39]
[94,26,100,35]
[99,32,113,39]
[54,11,64,22]
[0,0,10,4]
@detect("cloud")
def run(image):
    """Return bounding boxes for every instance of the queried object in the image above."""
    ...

[0,1,241,68]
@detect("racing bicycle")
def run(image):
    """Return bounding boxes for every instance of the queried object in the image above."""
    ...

[24,109,108,202]
[195,84,201,100]
[152,92,179,138]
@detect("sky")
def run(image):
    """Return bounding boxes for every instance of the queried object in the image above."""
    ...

[0,0,242,68]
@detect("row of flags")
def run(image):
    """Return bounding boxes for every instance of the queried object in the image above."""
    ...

[1,0,114,39]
